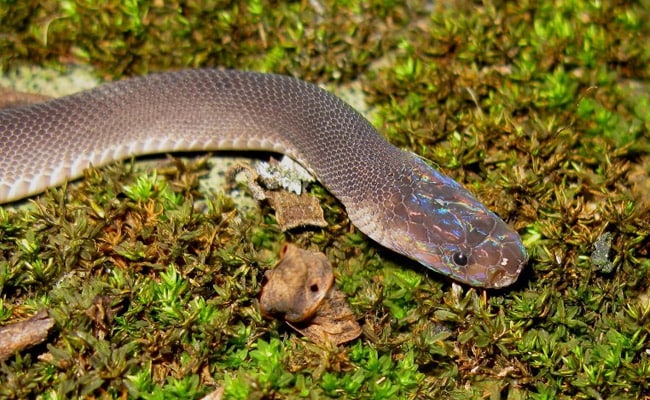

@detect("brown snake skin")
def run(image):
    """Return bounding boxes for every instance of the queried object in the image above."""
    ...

[0,69,527,287]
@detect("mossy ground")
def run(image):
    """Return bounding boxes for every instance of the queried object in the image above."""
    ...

[1,1,649,399]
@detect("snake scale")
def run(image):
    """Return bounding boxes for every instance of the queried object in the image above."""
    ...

[0,69,527,287]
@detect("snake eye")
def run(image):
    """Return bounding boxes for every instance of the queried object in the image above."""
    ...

[452,252,468,267]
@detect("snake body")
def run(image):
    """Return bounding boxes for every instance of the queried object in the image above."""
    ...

[0,69,527,287]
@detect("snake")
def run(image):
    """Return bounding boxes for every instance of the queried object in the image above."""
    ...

[0,69,527,288]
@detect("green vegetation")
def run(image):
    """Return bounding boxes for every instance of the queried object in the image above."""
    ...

[1,0,649,398]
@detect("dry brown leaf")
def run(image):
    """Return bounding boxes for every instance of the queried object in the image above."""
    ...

[259,243,361,345]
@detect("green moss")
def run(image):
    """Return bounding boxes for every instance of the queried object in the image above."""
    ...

[1,0,650,398]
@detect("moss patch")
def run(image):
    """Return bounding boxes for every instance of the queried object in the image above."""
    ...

[1,0,649,398]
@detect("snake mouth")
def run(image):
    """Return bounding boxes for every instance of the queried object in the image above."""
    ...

[478,256,527,288]
[486,264,524,288]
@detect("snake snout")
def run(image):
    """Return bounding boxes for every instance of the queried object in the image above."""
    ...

[460,250,526,288]
[483,258,526,288]
[465,222,528,288]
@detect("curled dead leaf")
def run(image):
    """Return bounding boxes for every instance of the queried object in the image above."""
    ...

[259,243,361,345]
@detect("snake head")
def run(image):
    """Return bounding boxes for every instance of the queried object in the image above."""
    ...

[375,154,527,288]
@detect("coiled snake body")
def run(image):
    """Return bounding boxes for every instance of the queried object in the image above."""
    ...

[0,69,527,288]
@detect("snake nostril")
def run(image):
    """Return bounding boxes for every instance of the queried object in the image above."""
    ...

[452,252,468,266]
